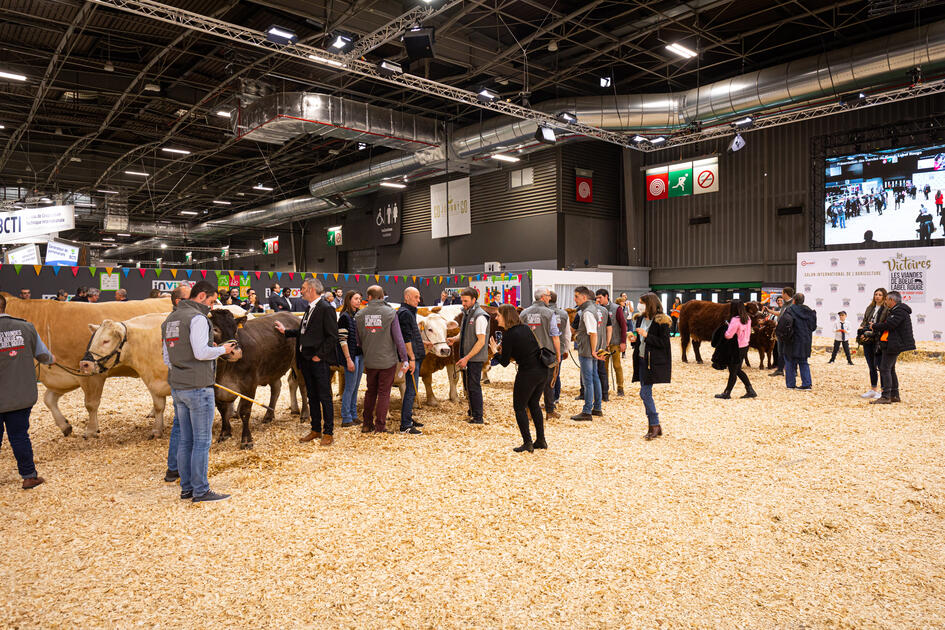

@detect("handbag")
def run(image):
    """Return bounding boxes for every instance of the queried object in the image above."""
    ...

[539,347,558,367]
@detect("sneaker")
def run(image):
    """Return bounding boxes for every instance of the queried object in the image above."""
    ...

[871,390,883,399]
[400,427,422,434]
[570,412,593,421]
[797,385,812,390]
[180,490,193,500]
[411,421,424,428]
[860,390,876,398]
[164,468,180,482]
[192,490,230,503]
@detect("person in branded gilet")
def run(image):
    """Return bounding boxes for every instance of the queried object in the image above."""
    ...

[396,287,425,434]
[449,287,491,424]
[162,280,238,502]
[163,284,191,484]
[571,286,604,421]
[356,285,409,433]
[0,294,54,489]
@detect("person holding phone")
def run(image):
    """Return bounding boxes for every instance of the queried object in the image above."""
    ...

[162,280,239,502]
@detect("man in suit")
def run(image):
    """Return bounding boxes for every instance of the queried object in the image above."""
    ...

[274,277,339,446]
[284,287,308,312]
[268,282,291,312]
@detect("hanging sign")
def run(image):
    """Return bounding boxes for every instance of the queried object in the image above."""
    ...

[327,226,342,246]
[4,244,41,265]
[693,157,719,195]
[431,177,471,239]
[668,162,693,197]
[0,205,75,244]
[646,157,719,199]
[45,239,81,266]
[645,166,668,201]
[263,236,279,254]
[576,176,593,203]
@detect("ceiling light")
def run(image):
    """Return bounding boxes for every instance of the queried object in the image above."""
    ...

[212,200,231,205]
[97,189,120,194]
[160,243,168,249]
[161,147,191,155]
[358,142,367,150]
[124,170,149,177]
[143,83,161,92]
[0,125,5,130]
[215,110,232,118]
[378,60,403,75]
[266,25,298,45]
[535,125,556,144]
[117,233,131,237]
[632,135,646,142]
[600,76,612,88]
[650,136,666,144]
[102,237,115,242]
[732,116,754,129]
[666,43,697,59]
[180,210,198,216]
[0,70,27,81]
[477,88,498,103]
[491,154,520,163]
[839,92,867,107]
[330,33,354,51]
[547,40,559,52]
[555,111,577,124]
[104,61,114,72]
[307,54,344,68]
[70,156,82,162]
[253,183,273,191]
[379,181,407,189]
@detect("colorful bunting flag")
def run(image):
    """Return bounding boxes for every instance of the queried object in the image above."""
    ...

[333,273,339,281]
[122,268,131,278]
[89,266,97,276]
[254,271,261,280]
[200,270,207,279]
[344,274,349,281]
[276,272,282,280]
[155,269,162,278]
[105,267,113,275]
[242,271,249,279]
[384,275,389,282]
[355,274,361,282]
[186,270,193,278]
[52,267,60,276]
[268,272,274,279]
[33,265,42,276]
[14,265,22,275]
[374,275,379,282]
[72,267,79,277]
[288,272,294,280]
[170,269,178,278]
[138,268,146,278]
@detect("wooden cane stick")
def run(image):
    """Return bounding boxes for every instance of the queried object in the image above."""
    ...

[213,383,275,412]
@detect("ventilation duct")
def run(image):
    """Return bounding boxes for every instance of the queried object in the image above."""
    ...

[235,92,441,151]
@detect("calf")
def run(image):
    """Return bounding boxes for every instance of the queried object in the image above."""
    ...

[745,317,776,369]
[679,300,760,363]
[396,311,460,406]
[208,310,308,449]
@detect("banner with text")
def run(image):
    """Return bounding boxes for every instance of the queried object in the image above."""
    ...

[796,246,945,341]
[431,177,471,239]
[0,205,75,244]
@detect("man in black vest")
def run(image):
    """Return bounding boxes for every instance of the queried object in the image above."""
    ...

[397,287,425,434]
[162,280,238,502]
[275,277,339,445]
[0,294,54,489]
[268,282,291,312]
[449,287,490,424]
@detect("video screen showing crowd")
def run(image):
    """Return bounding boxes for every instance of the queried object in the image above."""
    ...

[824,144,945,245]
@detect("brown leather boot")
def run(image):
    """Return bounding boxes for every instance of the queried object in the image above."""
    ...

[320,434,333,446]
[299,430,321,442]
[890,394,901,403]
[22,477,45,490]
[644,425,662,440]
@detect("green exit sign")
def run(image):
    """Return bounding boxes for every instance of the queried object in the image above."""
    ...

[327,226,342,246]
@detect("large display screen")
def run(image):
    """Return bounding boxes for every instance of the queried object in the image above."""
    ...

[824,144,945,245]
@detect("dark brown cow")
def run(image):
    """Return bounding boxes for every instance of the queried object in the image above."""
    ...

[208,310,308,449]
[679,300,760,363]
[745,317,776,369]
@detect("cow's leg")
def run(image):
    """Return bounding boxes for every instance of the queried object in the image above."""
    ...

[294,365,310,422]
[692,340,703,364]
[44,389,73,436]
[335,368,346,399]
[217,401,232,442]
[422,373,439,407]
[79,376,106,438]
[680,325,691,363]
[149,391,166,439]
[756,348,765,369]
[238,395,254,449]
[447,363,459,402]
[481,362,491,384]
[744,352,751,368]
[287,369,300,415]
[263,379,280,424]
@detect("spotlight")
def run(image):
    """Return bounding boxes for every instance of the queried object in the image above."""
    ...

[649,136,666,144]
[358,142,368,150]
[477,88,498,103]
[403,26,435,61]
[839,92,866,107]
[600,76,612,88]
[728,133,746,152]
[535,125,557,144]
[378,60,403,76]
[329,33,354,52]
[266,25,298,45]
[731,116,753,129]
[688,120,703,133]
[910,66,922,86]
[632,135,646,143]
[556,111,577,124]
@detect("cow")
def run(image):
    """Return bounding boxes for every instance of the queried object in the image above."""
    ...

[679,300,760,363]
[391,310,461,407]
[1,294,171,437]
[745,317,777,369]
[207,309,308,449]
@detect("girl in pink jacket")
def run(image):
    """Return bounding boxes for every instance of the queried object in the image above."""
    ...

[716,300,757,399]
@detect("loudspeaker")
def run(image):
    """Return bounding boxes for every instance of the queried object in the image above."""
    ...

[403,27,435,60]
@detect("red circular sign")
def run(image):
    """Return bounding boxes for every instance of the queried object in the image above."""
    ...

[648,178,665,196]
[578,181,591,198]
[697,170,715,189]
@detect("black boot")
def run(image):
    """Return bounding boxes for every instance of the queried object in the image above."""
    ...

[715,391,731,399]
[741,387,757,399]
[513,443,534,453]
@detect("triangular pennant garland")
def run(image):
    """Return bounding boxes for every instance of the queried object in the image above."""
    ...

[71,266,79,277]
[201,270,207,279]
[122,268,131,278]
[186,270,193,278]
[254,271,261,280]
[14,265,22,275]
[344,274,349,281]
[33,265,42,276]
[355,274,360,282]
[170,269,178,278]
[89,266,97,276]
[105,267,113,275]
[139,268,147,278]
[52,267,60,276]
[333,273,339,281]
[155,269,162,278]
[276,272,282,280]
[288,272,294,280]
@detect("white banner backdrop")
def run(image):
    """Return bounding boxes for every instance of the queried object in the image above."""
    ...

[0,205,74,244]
[797,246,945,342]
[431,177,470,239]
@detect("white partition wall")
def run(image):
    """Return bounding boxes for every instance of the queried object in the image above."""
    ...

[530,269,614,309]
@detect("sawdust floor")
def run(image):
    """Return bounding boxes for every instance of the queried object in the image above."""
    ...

[1,341,944,629]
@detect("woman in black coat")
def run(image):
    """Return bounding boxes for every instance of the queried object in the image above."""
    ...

[869,291,916,404]
[630,293,672,440]
[857,288,887,400]
[489,304,549,453]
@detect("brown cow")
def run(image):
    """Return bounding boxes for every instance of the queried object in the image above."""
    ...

[1,293,171,437]
[679,300,760,363]
[745,317,776,369]
[208,310,308,449]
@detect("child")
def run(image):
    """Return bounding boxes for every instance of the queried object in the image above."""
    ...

[829,311,853,364]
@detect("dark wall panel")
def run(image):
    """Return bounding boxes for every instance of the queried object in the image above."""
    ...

[560,142,621,219]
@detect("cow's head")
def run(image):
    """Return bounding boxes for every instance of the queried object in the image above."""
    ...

[420,313,458,357]
[207,309,246,362]
[80,319,126,374]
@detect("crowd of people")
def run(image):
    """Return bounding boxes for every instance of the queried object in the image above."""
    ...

[0,277,920,495]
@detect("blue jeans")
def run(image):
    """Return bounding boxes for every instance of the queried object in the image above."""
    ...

[639,384,659,426]
[0,407,38,479]
[172,387,215,496]
[579,355,602,414]
[783,356,812,389]
[166,409,180,472]
[400,361,422,430]
[341,355,364,424]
